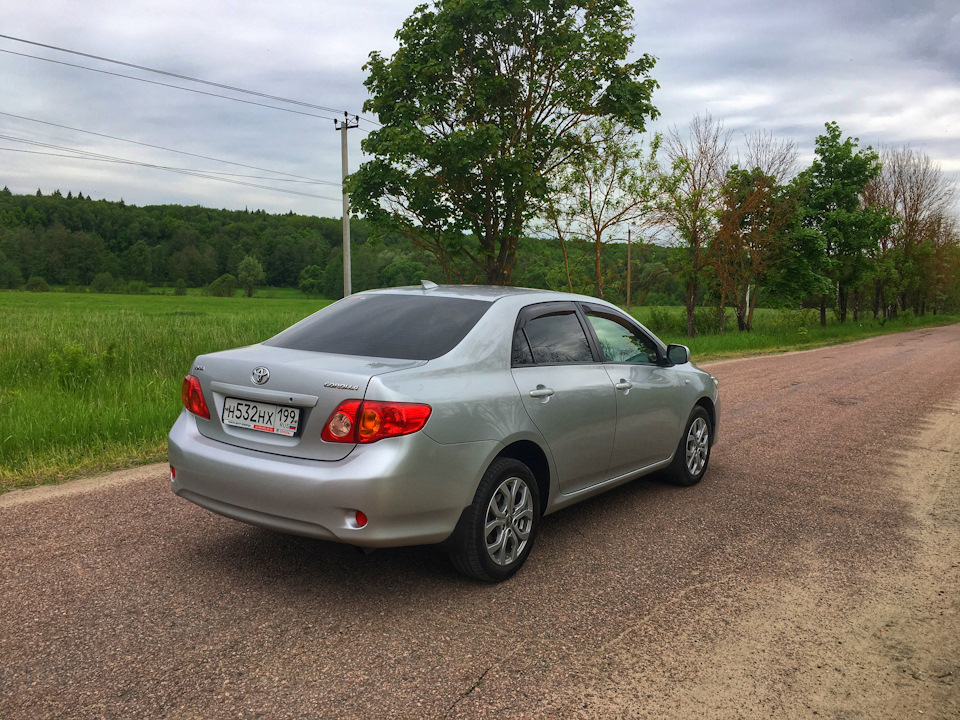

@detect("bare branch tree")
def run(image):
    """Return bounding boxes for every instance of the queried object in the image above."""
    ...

[544,119,661,299]
[864,145,957,316]
[656,113,731,336]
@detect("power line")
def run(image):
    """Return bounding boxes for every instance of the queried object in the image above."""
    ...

[0,33,378,124]
[0,148,333,184]
[0,134,345,202]
[0,48,343,122]
[0,110,341,186]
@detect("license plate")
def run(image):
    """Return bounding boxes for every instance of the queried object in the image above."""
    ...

[222,397,300,437]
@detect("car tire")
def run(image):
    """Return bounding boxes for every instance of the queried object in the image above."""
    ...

[449,458,541,583]
[666,406,712,487]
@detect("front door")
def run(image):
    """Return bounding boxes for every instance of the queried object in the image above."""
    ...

[582,308,683,478]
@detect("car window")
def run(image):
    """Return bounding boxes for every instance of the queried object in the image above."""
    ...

[264,294,491,360]
[518,311,593,365]
[586,313,660,364]
[512,326,534,366]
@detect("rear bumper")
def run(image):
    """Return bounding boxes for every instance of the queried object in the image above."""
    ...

[168,411,501,547]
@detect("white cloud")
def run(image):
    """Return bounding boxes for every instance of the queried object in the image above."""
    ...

[1,0,957,215]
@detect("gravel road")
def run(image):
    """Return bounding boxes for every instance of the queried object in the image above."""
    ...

[2,325,959,719]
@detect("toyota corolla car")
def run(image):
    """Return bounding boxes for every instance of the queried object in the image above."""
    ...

[168,284,719,581]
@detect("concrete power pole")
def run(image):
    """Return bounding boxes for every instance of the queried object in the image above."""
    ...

[335,112,359,297]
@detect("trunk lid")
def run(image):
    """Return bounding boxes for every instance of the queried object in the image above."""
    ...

[189,344,423,461]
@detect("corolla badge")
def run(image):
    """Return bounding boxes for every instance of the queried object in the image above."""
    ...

[251,366,270,385]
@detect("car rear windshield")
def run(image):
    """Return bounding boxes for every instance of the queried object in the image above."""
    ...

[263,294,492,360]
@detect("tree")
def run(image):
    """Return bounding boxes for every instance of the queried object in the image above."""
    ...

[657,113,730,337]
[350,0,659,285]
[862,145,957,317]
[543,119,660,299]
[237,255,264,297]
[803,122,893,325]
[710,132,799,331]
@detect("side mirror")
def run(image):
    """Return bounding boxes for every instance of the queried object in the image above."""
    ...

[666,344,690,365]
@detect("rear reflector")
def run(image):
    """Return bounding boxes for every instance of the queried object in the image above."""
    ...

[355,511,368,528]
[321,400,432,444]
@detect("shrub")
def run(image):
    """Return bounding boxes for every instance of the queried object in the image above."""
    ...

[90,272,116,293]
[207,273,238,297]
[298,265,324,296]
[694,306,730,335]
[65,285,87,294]
[768,308,817,333]
[49,344,100,390]
[646,307,685,335]
[126,280,150,295]
[25,276,51,292]
[174,278,188,296]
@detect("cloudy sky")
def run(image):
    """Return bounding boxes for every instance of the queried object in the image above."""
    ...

[1,0,958,218]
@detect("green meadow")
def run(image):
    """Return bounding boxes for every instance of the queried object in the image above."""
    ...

[0,291,329,489]
[1,289,956,491]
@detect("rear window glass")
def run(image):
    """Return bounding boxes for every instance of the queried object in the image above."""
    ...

[263,294,492,360]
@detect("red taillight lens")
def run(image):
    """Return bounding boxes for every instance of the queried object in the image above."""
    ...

[321,400,431,444]
[321,399,361,442]
[181,375,210,420]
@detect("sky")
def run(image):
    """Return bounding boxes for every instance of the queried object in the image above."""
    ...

[1,0,958,219]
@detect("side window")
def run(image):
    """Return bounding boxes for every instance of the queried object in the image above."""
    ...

[586,313,660,364]
[518,311,593,365]
[512,326,534,366]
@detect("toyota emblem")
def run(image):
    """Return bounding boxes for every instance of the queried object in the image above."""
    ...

[251,366,270,385]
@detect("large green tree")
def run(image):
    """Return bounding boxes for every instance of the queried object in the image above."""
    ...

[803,122,893,324]
[349,0,659,285]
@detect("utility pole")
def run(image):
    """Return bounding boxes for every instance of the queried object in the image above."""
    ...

[626,226,632,311]
[334,112,359,297]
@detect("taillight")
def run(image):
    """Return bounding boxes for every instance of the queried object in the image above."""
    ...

[321,400,431,444]
[181,375,211,420]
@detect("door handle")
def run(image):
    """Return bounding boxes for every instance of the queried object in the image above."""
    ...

[615,380,633,391]
[528,385,555,399]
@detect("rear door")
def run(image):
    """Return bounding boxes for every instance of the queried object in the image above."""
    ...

[582,306,683,477]
[510,302,617,495]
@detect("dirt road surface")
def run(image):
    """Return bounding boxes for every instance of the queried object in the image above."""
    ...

[2,325,959,719]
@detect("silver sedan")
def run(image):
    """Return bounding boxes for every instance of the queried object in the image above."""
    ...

[168,285,719,581]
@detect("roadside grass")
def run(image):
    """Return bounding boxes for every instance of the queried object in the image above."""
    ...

[630,305,959,360]
[1,290,956,491]
[0,292,329,490]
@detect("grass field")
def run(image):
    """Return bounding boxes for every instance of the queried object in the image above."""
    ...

[0,291,329,489]
[1,289,956,490]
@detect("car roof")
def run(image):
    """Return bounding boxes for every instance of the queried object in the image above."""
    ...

[359,284,599,304]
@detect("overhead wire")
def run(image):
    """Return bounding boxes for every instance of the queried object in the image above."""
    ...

[0,48,344,122]
[0,148,333,185]
[0,34,374,203]
[0,134,345,201]
[0,110,341,186]
[0,33,378,124]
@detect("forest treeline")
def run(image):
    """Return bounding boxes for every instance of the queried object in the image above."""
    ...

[0,186,683,304]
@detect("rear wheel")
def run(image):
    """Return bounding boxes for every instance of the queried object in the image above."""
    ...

[667,406,711,486]
[449,458,540,582]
